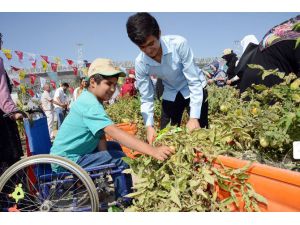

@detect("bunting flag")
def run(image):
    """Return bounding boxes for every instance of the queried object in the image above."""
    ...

[15,50,24,62]
[66,59,74,66]
[72,66,78,76]
[50,80,56,89]
[2,49,12,60]
[31,59,37,68]
[19,70,26,80]
[51,63,58,72]
[39,77,47,88]
[47,72,58,81]
[11,66,21,72]
[41,60,48,72]
[41,55,49,64]
[27,53,37,68]
[20,84,26,94]
[27,89,35,97]
[12,79,20,87]
[29,74,37,85]
[54,57,61,65]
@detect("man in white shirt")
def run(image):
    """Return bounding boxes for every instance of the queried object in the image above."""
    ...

[41,83,65,140]
[53,82,69,128]
[126,13,208,144]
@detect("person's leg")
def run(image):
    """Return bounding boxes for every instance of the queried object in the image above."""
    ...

[199,88,209,128]
[45,110,54,139]
[55,108,64,128]
[77,142,132,199]
[161,92,186,129]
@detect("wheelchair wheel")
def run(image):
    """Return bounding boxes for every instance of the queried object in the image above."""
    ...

[0,155,99,212]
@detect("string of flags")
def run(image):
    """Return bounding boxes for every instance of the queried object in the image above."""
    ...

[1,47,88,97]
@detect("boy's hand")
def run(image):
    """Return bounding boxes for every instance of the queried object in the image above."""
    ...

[186,118,200,131]
[146,126,156,144]
[152,146,175,161]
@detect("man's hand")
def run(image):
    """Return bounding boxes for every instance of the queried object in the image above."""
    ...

[146,126,156,144]
[226,80,232,85]
[207,79,214,84]
[10,113,23,120]
[151,146,175,161]
[186,118,200,132]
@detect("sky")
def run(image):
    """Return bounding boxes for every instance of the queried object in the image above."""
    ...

[0,12,299,67]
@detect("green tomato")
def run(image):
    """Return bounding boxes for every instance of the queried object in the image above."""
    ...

[290,79,300,90]
[220,104,229,113]
[259,137,269,148]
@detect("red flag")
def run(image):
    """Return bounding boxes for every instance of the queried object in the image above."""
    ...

[51,63,58,72]
[27,89,35,97]
[31,59,37,68]
[66,59,74,66]
[72,67,78,76]
[29,74,37,85]
[15,50,23,62]
[41,55,49,64]
[50,80,56,89]
[12,79,20,86]
[10,66,21,72]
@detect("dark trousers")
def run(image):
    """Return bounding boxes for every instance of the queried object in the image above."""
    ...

[160,88,208,129]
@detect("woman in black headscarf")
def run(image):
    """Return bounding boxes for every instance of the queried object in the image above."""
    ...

[221,48,239,87]
[236,15,300,93]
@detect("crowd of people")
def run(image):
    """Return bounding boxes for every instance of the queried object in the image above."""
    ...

[0,13,299,210]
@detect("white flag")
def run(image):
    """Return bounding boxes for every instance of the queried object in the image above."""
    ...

[40,77,47,88]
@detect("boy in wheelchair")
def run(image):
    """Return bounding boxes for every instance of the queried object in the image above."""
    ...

[50,58,174,207]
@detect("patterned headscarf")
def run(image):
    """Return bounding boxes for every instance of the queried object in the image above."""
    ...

[259,15,300,51]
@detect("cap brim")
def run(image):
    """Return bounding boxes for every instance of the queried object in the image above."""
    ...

[100,71,126,77]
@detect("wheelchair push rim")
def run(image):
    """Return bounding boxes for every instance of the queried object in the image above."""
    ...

[0,155,99,212]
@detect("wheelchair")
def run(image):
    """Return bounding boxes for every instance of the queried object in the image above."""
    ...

[0,109,131,212]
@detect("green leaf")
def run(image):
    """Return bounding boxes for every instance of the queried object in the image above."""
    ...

[122,168,133,174]
[125,191,144,198]
[121,157,134,166]
[195,187,209,199]
[217,181,230,192]
[292,22,300,31]
[189,179,200,188]
[170,187,182,208]
[252,193,268,205]
[219,197,234,208]
[108,206,123,212]
[203,171,215,185]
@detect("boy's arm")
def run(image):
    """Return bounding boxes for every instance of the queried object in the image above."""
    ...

[104,124,174,161]
[98,135,107,151]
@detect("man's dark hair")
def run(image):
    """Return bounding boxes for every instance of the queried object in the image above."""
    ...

[126,12,160,46]
[61,82,69,88]
[87,74,119,87]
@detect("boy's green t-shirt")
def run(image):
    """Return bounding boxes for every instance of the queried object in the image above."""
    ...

[50,90,114,164]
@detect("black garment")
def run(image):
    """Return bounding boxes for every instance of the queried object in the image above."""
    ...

[0,73,23,173]
[239,40,300,93]
[155,78,164,100]
[160,89,209,129]
[222,52,239,84]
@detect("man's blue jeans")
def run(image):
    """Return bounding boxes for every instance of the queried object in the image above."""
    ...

[76,141,133,199]
[54,107,65,129]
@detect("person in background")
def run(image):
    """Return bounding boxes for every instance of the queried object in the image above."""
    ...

[236,15,300,93]
[0,33,23,176]
[222,48,239,87]
[206,60,228,87]
[73,77,88,101]
[126,13,208,144]
[40,83,64,141]
[50,58,174,201]
[53,82,69,128]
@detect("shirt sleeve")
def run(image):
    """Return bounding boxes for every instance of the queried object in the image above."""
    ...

[177,39,204,119]
[0,58,17,113]
[135,60,155,126]
[83,104,114,136]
